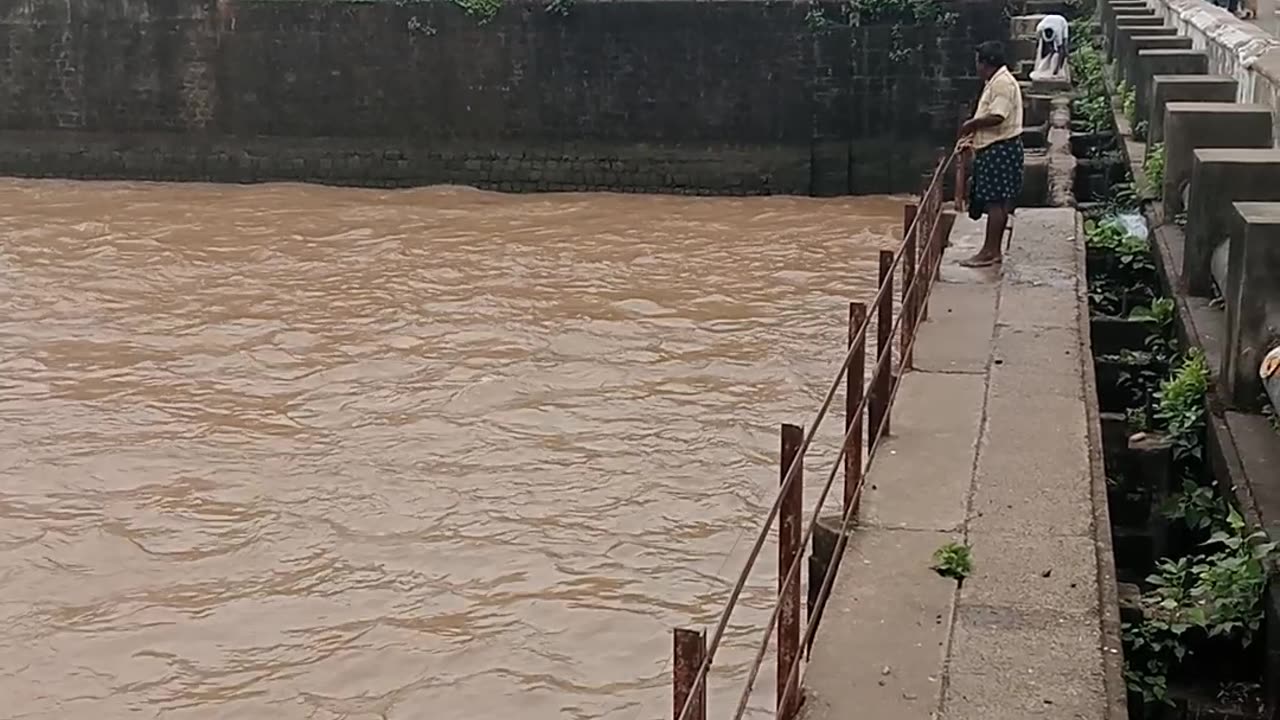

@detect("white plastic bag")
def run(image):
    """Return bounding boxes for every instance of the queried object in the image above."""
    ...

[1114,212,1148,241]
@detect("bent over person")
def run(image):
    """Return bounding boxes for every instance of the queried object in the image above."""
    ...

[958,41,1023,268]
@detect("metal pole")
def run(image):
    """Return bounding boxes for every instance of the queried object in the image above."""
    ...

[901,203,919,370]
[870,250,894,448]
[777,423,803,720]
[673,628,707,720]
[845,302,867,514]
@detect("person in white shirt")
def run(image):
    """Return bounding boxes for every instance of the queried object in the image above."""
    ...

[1033,14,1070,78]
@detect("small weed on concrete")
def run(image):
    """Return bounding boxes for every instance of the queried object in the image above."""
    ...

[931,541,973,581]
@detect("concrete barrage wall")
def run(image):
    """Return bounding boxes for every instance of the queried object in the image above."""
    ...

[0,0,1008,194]
[1148,0,1280,143]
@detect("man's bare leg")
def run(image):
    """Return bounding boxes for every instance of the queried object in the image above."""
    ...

[962,202,1007,266]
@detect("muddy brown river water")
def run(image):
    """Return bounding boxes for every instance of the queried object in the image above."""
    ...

[0,180,904,720]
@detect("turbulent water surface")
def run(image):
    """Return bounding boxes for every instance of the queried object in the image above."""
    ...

[0,181,904,720]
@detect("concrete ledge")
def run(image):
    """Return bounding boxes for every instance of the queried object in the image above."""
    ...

[1161,101,1273,217]
[1134,49,1209,127]
[1147,75,1239,144]
[1183,148,1280,297]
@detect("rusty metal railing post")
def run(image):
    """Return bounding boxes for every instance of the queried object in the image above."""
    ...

[777,423,803,720]
[845,302,867,514]
[869,250,893,448]
[673,628,707,720]
[901,203,919,370]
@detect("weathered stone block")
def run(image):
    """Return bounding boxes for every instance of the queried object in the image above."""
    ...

[1115,25,1178,84]
[1162,102,1273,217]
[1109,16,1164,58]
[1147,75,1238,144]
[1223,202,1280,408]
[1135,50,1209,127]
[1121,35,1191,90]
[1183,149,1280,297]
[1105,3,1157,44]
[1102,0,1151,37]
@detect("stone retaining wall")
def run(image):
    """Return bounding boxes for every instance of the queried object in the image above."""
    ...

[0,0,1010,194]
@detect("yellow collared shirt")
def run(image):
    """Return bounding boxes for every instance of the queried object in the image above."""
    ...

[972,66,1023,150]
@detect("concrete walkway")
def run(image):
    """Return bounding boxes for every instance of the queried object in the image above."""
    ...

[803,209,1123,719]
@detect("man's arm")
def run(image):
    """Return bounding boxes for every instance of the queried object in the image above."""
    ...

[959,113,1005,137]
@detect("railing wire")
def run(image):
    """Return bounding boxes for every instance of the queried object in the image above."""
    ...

[675,144,963,720]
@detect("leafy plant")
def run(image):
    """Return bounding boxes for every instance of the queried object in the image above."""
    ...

[1084,217,1153,274]
[1154,349,1209,463]
[1125,506,1277,708]
[1073,94,1113,134]
[931,541,973,580]
[1164,479,1227,531]
[1143,143,1166,198]
[1130,297,1174,327]
[1149,509,1276,641]
[807,0,956,60]
[1131,297,1176,364]
[805,4,832,30]
[1106,182,1139,215]
[1119,80,1138,125]
[544,0,573,15]
[453,0,502,23]
[1127,405,1152,432]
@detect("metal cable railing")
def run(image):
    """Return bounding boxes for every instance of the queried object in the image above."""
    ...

[672,144,965,720]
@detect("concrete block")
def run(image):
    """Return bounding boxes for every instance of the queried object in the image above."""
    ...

[1108,5,1158,39]
[1121,35,1191,90]
[1162,103,1273,217]
[1222,202,1280,408]
[1182,149,1280,297]
[1108,16,1164,57]
[1115,26,1178,84]
[1147,75,1239,144]
[1102,0,1151,34]
[1135,50,1209,128]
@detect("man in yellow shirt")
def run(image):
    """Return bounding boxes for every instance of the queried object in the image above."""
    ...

[958,41,1023,268]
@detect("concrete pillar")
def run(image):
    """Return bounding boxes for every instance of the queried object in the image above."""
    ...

[1105,5,1157,50]
[1182,149,1280,297]
[1102,0,1150,34]
[1134,50,1209,129]
[1122,35,1192,90]
[1109,17,1166,59]
[1162,103,1273,218]
[1223,202,1280,409]
[1147,75,1239,144]
[1115,26,1178,83]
